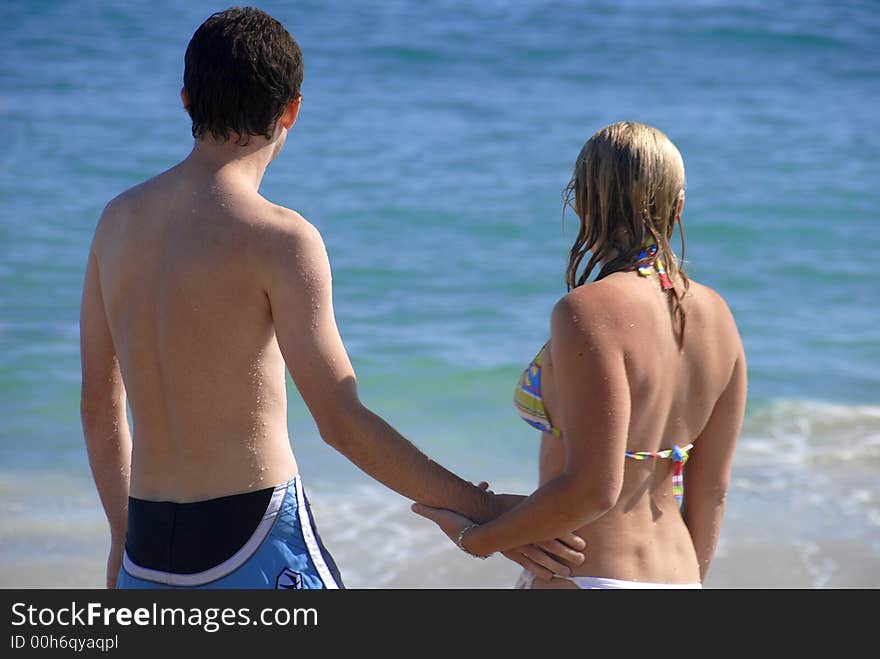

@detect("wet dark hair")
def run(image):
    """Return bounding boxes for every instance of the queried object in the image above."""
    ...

[183,6,303,144]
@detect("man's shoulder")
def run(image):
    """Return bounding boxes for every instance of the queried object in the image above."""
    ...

[108,165,178,209]
[91,181,151,255]
[256,201,313,234]
[100,181,144,219]
[249,202,331,282]
[253,202,325,253]
[93,170,173,240]
[252,203,335,298]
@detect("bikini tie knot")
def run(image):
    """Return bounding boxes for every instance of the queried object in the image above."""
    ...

[672,444,686,462]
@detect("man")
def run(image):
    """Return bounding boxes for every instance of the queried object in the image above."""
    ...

[80,6,583,589]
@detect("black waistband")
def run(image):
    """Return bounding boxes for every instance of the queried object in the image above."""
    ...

[125,486,275,575]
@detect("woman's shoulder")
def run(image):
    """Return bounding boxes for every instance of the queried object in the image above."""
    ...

[551,277,741,343]
[685,279,738,322]
[682,279,744,353]
[549,281,629,342]
[551,276,644,319]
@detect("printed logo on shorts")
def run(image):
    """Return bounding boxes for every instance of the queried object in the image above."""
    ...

[275,567,303,590]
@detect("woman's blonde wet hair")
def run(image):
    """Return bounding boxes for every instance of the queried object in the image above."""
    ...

[563,121,689,343]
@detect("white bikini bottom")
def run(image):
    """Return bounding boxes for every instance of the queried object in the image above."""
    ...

[515,569,701,589]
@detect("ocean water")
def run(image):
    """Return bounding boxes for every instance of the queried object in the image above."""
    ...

[1,0,878,588]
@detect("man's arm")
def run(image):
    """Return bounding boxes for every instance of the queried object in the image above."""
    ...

[263,216,499,522]
[80,243,131,588]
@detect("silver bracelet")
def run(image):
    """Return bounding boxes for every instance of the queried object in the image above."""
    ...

[456,523,490,559]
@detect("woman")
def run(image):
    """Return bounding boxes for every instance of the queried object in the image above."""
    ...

[413,121,747,588]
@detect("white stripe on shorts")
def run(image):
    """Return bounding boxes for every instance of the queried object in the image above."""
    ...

[295,476,339,589]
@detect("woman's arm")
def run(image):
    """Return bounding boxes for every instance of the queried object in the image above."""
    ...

[486,433,586,578]
[448,291,629,556]
[681,345,747,582]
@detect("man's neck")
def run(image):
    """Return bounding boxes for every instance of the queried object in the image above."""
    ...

[185,133,281,191]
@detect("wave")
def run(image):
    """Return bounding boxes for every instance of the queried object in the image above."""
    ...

[739,399,880,468]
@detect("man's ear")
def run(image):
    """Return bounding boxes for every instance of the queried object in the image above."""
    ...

[279,96,302,130]
[180,87,190,112]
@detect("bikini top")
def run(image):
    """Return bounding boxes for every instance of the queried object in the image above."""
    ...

[512,347,693,500]
[512,239,692,500]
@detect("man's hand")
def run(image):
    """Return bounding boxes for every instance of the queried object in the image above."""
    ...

[411,503,478,551]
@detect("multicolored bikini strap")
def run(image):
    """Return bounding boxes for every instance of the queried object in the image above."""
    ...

[637,236,674,290]
[625,443,693,501]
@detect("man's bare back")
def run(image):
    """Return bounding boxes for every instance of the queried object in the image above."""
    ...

[91,155,305,502]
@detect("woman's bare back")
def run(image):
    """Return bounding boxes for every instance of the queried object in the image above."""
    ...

[536,271,745,584]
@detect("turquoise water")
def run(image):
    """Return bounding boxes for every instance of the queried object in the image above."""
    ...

[1,1,878,587]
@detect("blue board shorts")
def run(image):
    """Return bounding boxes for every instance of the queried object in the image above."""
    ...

[117,475,343,589]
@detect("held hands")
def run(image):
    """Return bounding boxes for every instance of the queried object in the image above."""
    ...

[411,482,586,582]
[480,481,586,579]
